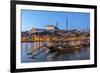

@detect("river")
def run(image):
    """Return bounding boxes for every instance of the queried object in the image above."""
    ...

[21,42,90,63]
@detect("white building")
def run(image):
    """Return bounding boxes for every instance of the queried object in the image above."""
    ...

[45,25,57,31]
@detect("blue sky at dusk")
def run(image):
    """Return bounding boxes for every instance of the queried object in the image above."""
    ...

[21,10,90,31]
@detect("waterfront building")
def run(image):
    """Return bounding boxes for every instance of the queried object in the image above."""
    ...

[30,27,38,33]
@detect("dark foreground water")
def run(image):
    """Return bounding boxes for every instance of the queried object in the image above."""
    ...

[21,42,90,63]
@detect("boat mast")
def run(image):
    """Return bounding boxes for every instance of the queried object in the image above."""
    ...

[66,17,68,31]
[66,17,68,45]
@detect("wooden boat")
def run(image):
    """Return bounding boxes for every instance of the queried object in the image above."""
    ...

[46,45,81,54]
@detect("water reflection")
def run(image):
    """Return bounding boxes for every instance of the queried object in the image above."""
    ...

[21,42,90,63]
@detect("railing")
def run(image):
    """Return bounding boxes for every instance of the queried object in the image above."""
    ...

[27,42,52,55]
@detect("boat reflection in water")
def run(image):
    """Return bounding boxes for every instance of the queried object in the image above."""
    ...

[21,42,90,63]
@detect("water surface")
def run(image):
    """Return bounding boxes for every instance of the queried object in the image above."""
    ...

[21,42,90,63]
